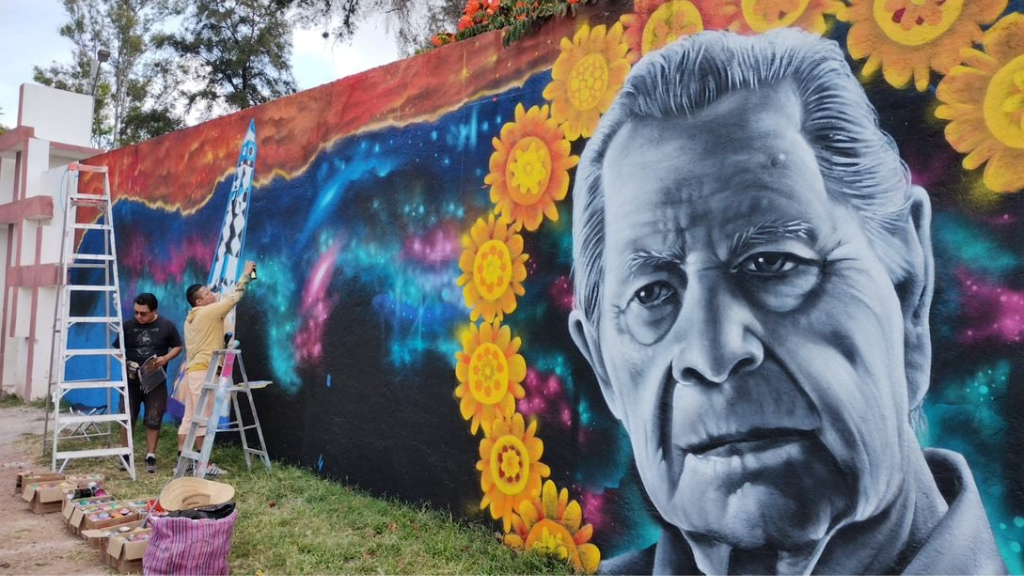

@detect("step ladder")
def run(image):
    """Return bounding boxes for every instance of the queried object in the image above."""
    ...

[42,162,136,480]
[174,348,272,479]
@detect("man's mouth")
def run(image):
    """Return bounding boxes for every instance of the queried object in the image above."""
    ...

[685,428,815,458]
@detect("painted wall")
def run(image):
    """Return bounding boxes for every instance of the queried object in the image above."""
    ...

[69,0,1023,572]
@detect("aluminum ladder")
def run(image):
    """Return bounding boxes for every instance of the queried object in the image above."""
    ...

[174,348,272,479]
[43,162,136,480]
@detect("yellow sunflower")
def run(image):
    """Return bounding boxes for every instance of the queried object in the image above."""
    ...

[478,412,550,532]
[936,13,1024,193]
[485,103,579,232]
[505,480,601,574]
[543,22,631,141]
[620,0,704,64]
[457,215,529,322]
[839,0,1007,91]
[692,0,842,35]
[455,320,528,436]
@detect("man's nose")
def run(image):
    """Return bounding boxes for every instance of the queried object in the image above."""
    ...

[671,274,764,386]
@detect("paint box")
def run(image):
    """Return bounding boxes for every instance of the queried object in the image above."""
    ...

[21,474,104,514]
[14,471,64,495]
[62,494,117,524]
[105,528,152,573]
[67,500,140,534]
[81,520,144,551]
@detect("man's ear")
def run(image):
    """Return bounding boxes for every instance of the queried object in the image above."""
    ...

[899,185,934,414]
[568,310,623,421]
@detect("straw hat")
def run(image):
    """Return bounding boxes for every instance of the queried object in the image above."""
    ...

[159,477,235,511]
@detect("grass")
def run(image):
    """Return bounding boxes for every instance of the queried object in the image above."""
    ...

[0,391,48,409]
[16,418,573,575]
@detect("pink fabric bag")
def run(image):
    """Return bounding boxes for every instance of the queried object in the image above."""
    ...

[143,510,238,575]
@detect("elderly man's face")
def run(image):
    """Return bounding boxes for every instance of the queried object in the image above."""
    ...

[574,85,916,550]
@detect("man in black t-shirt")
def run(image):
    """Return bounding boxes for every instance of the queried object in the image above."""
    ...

[114,293,182,473]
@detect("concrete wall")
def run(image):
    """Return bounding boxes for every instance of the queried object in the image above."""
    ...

[68,2,1024,572]
[0,84,102,399]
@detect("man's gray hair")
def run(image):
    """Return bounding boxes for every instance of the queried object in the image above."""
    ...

[571,28,915,327]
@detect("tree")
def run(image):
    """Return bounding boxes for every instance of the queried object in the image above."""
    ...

[280,0,463,55]
[158,0,298,118]
[33,0,185,149]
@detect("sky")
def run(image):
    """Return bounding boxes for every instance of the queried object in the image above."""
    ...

[0,0,401,129]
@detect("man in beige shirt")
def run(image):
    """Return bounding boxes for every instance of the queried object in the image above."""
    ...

[178,260,256,477]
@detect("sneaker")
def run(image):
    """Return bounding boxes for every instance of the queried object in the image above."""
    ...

[203,463,228,478]
[145,455,157,474]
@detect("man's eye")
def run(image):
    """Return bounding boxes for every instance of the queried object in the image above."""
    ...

[739,252,801,275]
[634,281,676,306]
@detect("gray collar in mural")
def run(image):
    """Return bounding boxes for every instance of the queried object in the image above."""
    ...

[599,449,1007,576]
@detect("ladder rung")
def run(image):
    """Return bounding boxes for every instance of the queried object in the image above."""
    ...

[70,254,115,261]
[71,223,112,231]
[58,380,126,390]
[55,447,132,460]
[70,193,109,202]
[57,413,130,426]
[179,449,202,461]
[67,316,121,323]
[64,285,118,292]
[64,348,123,357]
[68,263,110,269]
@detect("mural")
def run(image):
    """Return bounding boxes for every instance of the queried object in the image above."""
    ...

[63,0,1024,573]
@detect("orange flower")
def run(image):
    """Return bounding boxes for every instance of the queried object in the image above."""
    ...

[457,215,528,323]
[455,320,528,435]
[691,0,842,35]
[478,413,550,532]
[485,103,579,232]
[506,480,601,574]
[935,13,1024,193]
[839,0,1007,91]
[543,22,631,141]
[620,0,705,64]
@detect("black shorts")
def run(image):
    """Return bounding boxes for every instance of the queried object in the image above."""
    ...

[120,377,167,430]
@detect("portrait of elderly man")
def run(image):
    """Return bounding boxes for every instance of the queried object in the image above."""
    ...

[567,29,1007,575]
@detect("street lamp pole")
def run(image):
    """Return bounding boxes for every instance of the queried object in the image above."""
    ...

[89,48,110,145]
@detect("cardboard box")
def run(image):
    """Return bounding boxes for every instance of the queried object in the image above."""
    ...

[14,471,64,495]
[21,474,104,514]
[81,520,143,551]
[106,528,151,573]
[68,501,139,535]
[63,495,117,524]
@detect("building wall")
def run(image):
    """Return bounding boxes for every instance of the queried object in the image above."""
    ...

[73,1,1023,572]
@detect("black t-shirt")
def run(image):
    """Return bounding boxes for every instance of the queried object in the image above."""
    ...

[115,316,183,368]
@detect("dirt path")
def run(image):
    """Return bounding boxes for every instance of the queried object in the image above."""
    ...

[0,404,108,576]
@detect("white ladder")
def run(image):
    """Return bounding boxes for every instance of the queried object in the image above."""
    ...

[174,348,272,479]
[43,162,135,480]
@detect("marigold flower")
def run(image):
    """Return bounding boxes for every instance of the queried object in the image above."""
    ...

[455,320,528,435]
[457,215,529,322]
[839,0,1007,91]
[478,413,550,532]
[935,13,1024,193]
[485,103,578,231]
[543,22,631,141]
[621,0,704,64]
[505,480,601,574]
[691,0,842,35]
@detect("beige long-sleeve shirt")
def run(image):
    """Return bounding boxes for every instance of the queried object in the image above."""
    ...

[184,277,250,374]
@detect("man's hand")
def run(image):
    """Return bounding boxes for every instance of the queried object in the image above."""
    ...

[153,355,168,368]
[243,260,256,278]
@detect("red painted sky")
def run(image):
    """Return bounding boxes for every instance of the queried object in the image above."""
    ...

[80,12,620,212]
